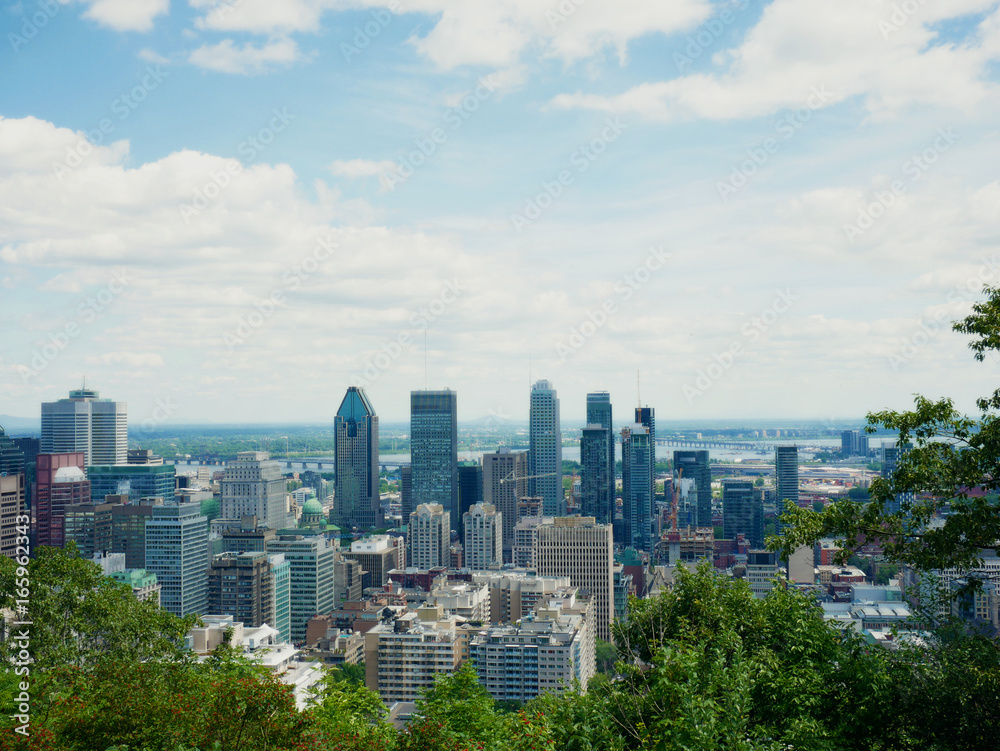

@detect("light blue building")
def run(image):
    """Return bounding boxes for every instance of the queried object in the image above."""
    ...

[529,380,563,516]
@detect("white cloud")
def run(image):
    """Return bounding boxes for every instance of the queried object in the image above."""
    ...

[138,47,170,63]
[329,158,397,178]
[552,0,1000,122]
[80,0,169,32]
[188,37,300,75]
[88,352,165,367]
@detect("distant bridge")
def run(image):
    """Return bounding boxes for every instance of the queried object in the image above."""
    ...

[657,439,768,451]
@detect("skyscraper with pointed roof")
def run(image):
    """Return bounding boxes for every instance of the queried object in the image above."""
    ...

[333,387,382,530]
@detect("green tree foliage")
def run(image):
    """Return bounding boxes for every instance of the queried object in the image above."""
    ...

[775,286,1000,574]
[305,671,396,751]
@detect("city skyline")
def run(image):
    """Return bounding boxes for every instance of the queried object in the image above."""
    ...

[2,3,999,426]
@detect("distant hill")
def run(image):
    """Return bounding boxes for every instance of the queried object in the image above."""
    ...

[0,415,39,435]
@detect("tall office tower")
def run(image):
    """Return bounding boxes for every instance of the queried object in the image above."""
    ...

[635,406,656,482]
[333,387,382,530]
[87,463,175,504]
[857,433,869,457]
[621,425,654,552]
[673,450,712,527]
[63,501,113,558]
[841,430,858,456]
[108,499,156,568]
[400,465,413,523]
[534,516,614,641]
[220,452,288,530]
[266,531,336,642]
[268,553,292,643]
[529,380,563,516]
[41,386,127,466]
[408,503,450,569]
[410,390,459,530]
[34,453,90,549]
[482,447,527,562]
[581,425,611,523]
[881,442,915,515]
[774,445,799,535]
[0,474,25,558]
[0,426,26,476]
[586,392,615,510]
[722,478,763,548]
[145,502,209,617]
[207,551,273,628]
[463,503,502,570]
[457,460,483,538]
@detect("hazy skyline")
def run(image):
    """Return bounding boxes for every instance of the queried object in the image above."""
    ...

[3,1,1000,426]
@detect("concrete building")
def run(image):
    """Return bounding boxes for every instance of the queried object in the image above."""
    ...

[722,478,763,548]
[110,568,161,605]
[266,531,336,643]
[470,589,595,702]
[529,380,563,516]
[0,426,26,477]
[470,571,573,624]
[512,514,548,568]
[743,550,780,598]
[408,503,450,569]
[220,517,277,554]
[221,452,289,531]
[482,447,527,562]
[207,550,274,630]
[429,581,490,622]
[0,474,25,559]
[463,503,502,570]
[621,424,653,552]
[410,390,459,530]
[533,516,614,641]
[145,502,209,617]
[34,453,90,549]
[333,387,382,530]
[63,501,113,558]
[334,552,365,603]
[342,534,403,588]
[41,386,127,466]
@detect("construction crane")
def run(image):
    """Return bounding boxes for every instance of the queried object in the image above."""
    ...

[499,470,560,485]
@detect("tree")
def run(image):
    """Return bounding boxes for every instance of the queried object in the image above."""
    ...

[306,670,396,751]
[775,285,1000,576]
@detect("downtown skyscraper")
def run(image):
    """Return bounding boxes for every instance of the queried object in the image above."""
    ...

[582,392,614,523]
[410,389,459,531]
[529,380,563,517]
[621,423,653,552]
[774,445,799,535]
[333,386,382,530]
[41,386,127,466]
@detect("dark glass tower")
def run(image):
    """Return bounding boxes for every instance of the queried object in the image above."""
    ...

[581,425,611,523]
[586,392,615,515]
[411,389,459,531]
[621,424,653,552]
[722,478,763,547]
[457,460,484,538]
[334,387,382,530]
[673,450,712,527]
[774,445,799,535]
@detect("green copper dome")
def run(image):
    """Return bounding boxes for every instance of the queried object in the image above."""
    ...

[302,497,323,516]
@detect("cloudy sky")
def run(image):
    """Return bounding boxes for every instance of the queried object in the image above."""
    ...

[2,0,1000,426]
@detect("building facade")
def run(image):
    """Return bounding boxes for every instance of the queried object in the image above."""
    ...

[621,424,653,552]
[220,452,288,531]
[580,424,612,524]
[463,503,502,570]
[774,446,799,534]
[0,474,25,559]
[457,460,483,538]
[673,450,712,528]
[333,387,382,530]
[585,392,615,520]
[529,380,563,517]
[408,503,450,569]
[87,463,175,504]
[266,531,336,643]
[482,448,527,563]
[145,502,209,617]
[34,453,90,549]
[722,478,763,548]
[410,390,459,530]
[41,387,127,466]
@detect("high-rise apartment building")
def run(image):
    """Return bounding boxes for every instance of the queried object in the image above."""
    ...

[463,503,502,570]
[621,424,654,552]
[220,452,288,530]
[581,424,611,524]
[145,502,209,617]
[410,390,459,530]
[533,516,614,641]
[207,551,272,628]
[774,446,799,535]
[529,380,563,516]
[41,387,127,466]
[0,474,25,559]
[722,478,763,548]
[408,503,450,569]
[333,387,382,530]
[63,501,113,558]
[482,448,527,561]
[342,534,404,588]
[34,452,90,549]
[585,392,615,517]
[266,531,336,643]
[881,441,915,515]
[635,406,656,487]
[673,450,712,527]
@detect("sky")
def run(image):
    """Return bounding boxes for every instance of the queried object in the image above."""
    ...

[2,0,1000,426]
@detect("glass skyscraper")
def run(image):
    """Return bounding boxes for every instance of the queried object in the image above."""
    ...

[673,450,712,528]
[774,445,799,535]
[410,389,459,531]
[584,392,614,521]
[333,386,381,530]
[621,424,653,552]
[529,380,563,517]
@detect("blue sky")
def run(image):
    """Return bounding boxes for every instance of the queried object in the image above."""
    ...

[2,0,1000,426]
